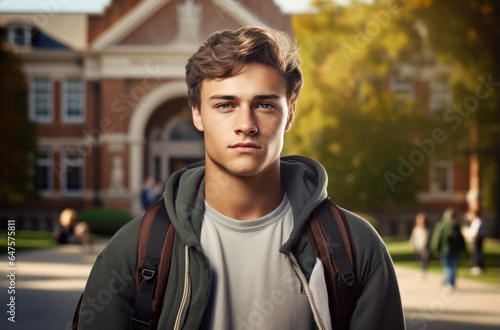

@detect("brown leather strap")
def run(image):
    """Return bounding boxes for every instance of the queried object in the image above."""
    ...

[306,199,357,330]
[135,198,165,292]
[134,198,176,329]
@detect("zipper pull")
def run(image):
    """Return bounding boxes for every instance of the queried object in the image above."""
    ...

[300,283,307,295]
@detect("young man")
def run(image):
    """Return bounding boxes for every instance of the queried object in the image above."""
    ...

[431,207,466,289]
[78,26,405,329]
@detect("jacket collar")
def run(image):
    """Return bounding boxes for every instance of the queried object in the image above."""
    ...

[163,156,328,251]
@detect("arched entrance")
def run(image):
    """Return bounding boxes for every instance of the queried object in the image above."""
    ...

[128,81,204,214]
[147,110,204,184]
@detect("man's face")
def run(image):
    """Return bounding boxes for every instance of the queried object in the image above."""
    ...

[192,62,295,177]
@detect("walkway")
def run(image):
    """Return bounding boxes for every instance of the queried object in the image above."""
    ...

[1,242,499,329]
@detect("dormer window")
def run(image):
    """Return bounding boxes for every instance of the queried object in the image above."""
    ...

[7,24,32,47]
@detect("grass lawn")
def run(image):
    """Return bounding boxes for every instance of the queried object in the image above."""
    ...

[0,230,107,254]
[384,236,500,286]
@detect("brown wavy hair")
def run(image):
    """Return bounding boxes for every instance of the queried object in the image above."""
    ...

[185,26,303,109]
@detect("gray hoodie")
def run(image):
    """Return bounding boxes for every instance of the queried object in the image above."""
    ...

[78,156,405,329]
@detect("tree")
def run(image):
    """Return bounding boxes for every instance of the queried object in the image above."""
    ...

[286,0,432,210]
[0,28,38,206]
[405,0,500,236]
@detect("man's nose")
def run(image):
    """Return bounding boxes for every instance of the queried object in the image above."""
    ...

[234,105,258,136]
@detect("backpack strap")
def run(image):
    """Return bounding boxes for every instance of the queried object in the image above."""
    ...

[131,198,175,330]
[306,199,357,330]
[72,293,83,330]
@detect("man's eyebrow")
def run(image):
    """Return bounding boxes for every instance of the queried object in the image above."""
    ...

[254,94,281,100]
[208,94,282,101]
[208,94,236,101]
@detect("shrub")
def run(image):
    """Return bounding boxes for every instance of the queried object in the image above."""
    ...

[77,208,133,236]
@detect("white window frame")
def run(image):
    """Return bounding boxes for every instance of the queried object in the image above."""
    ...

[61,151,84,196]
[36,151,53,196]
[29,77,53,123]
[62,78,86,123]
[389,78,415,101]
[7,24,32,47]
[148,116,204,182]
[429,81,453,114]
[429,156,454,196]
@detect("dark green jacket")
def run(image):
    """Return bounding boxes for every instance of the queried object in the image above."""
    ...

[430,218,466,255]
[78,156,405,329]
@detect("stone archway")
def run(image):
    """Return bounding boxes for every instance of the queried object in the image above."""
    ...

[148,113,204,183]
[128,81,188,212]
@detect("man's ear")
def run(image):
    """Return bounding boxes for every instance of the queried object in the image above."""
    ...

[192,106,204,132]
[285,102,296,132]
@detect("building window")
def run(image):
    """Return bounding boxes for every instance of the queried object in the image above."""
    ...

[429,81,453,113]
[62,78,85,122]
[29,77,53,123]
[429,157,453,195]
[7,24,32,47]
[62,151,84,195]
[35,151,52,195]
[168,121,203,141]
[389,78,414,107]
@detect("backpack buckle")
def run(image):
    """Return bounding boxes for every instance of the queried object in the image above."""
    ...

[142,268,155,281]
[341,272,354,287]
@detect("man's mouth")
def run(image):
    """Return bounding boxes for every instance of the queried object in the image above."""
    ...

[229,142,261,152]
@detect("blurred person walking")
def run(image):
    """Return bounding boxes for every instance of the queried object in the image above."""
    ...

[430,207,466,289]
[409,212,430,278]
[464,210,486,275]
[140,176,157,211]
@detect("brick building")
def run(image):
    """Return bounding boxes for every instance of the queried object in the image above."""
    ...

[1,0,487,235]
[0,0,292,228]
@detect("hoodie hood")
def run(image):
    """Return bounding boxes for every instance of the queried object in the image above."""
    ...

[163,155,329,251]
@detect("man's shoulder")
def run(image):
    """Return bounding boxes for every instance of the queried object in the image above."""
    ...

[339,208,388,258]
[340,208,380,241]
[99,215,143,265]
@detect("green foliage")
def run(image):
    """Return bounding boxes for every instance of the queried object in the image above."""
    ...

[77,208,133,236]
[0,28,38,205]
[286,0,433,210]
[0,230,58,253]
[404,0,500,234]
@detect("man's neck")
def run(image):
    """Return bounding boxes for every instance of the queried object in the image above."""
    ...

[204,161,284,221]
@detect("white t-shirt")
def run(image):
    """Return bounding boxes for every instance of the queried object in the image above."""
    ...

[199,194,313,329]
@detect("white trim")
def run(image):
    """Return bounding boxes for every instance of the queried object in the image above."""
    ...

[129,81,188,142]
[29,77,53,123]
[38,137,83,150]
[91,0,266,51]
[91,0,171,51]
[6,23,32,47]
[128,81,188,208]
[429,156,454,196]
[101,133,129,143]
[212,0,266,26]
[61,77,86,123]
[417,191,465,203]
[149,114,204,180]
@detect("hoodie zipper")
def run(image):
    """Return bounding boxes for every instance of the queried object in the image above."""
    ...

[174,245,191,330]
[287,252,327,330]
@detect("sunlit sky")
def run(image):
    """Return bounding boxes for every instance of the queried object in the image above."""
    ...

[0,0,357,14]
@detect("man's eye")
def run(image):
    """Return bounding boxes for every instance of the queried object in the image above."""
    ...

[258,103,275,110]
[216,103,233,110]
